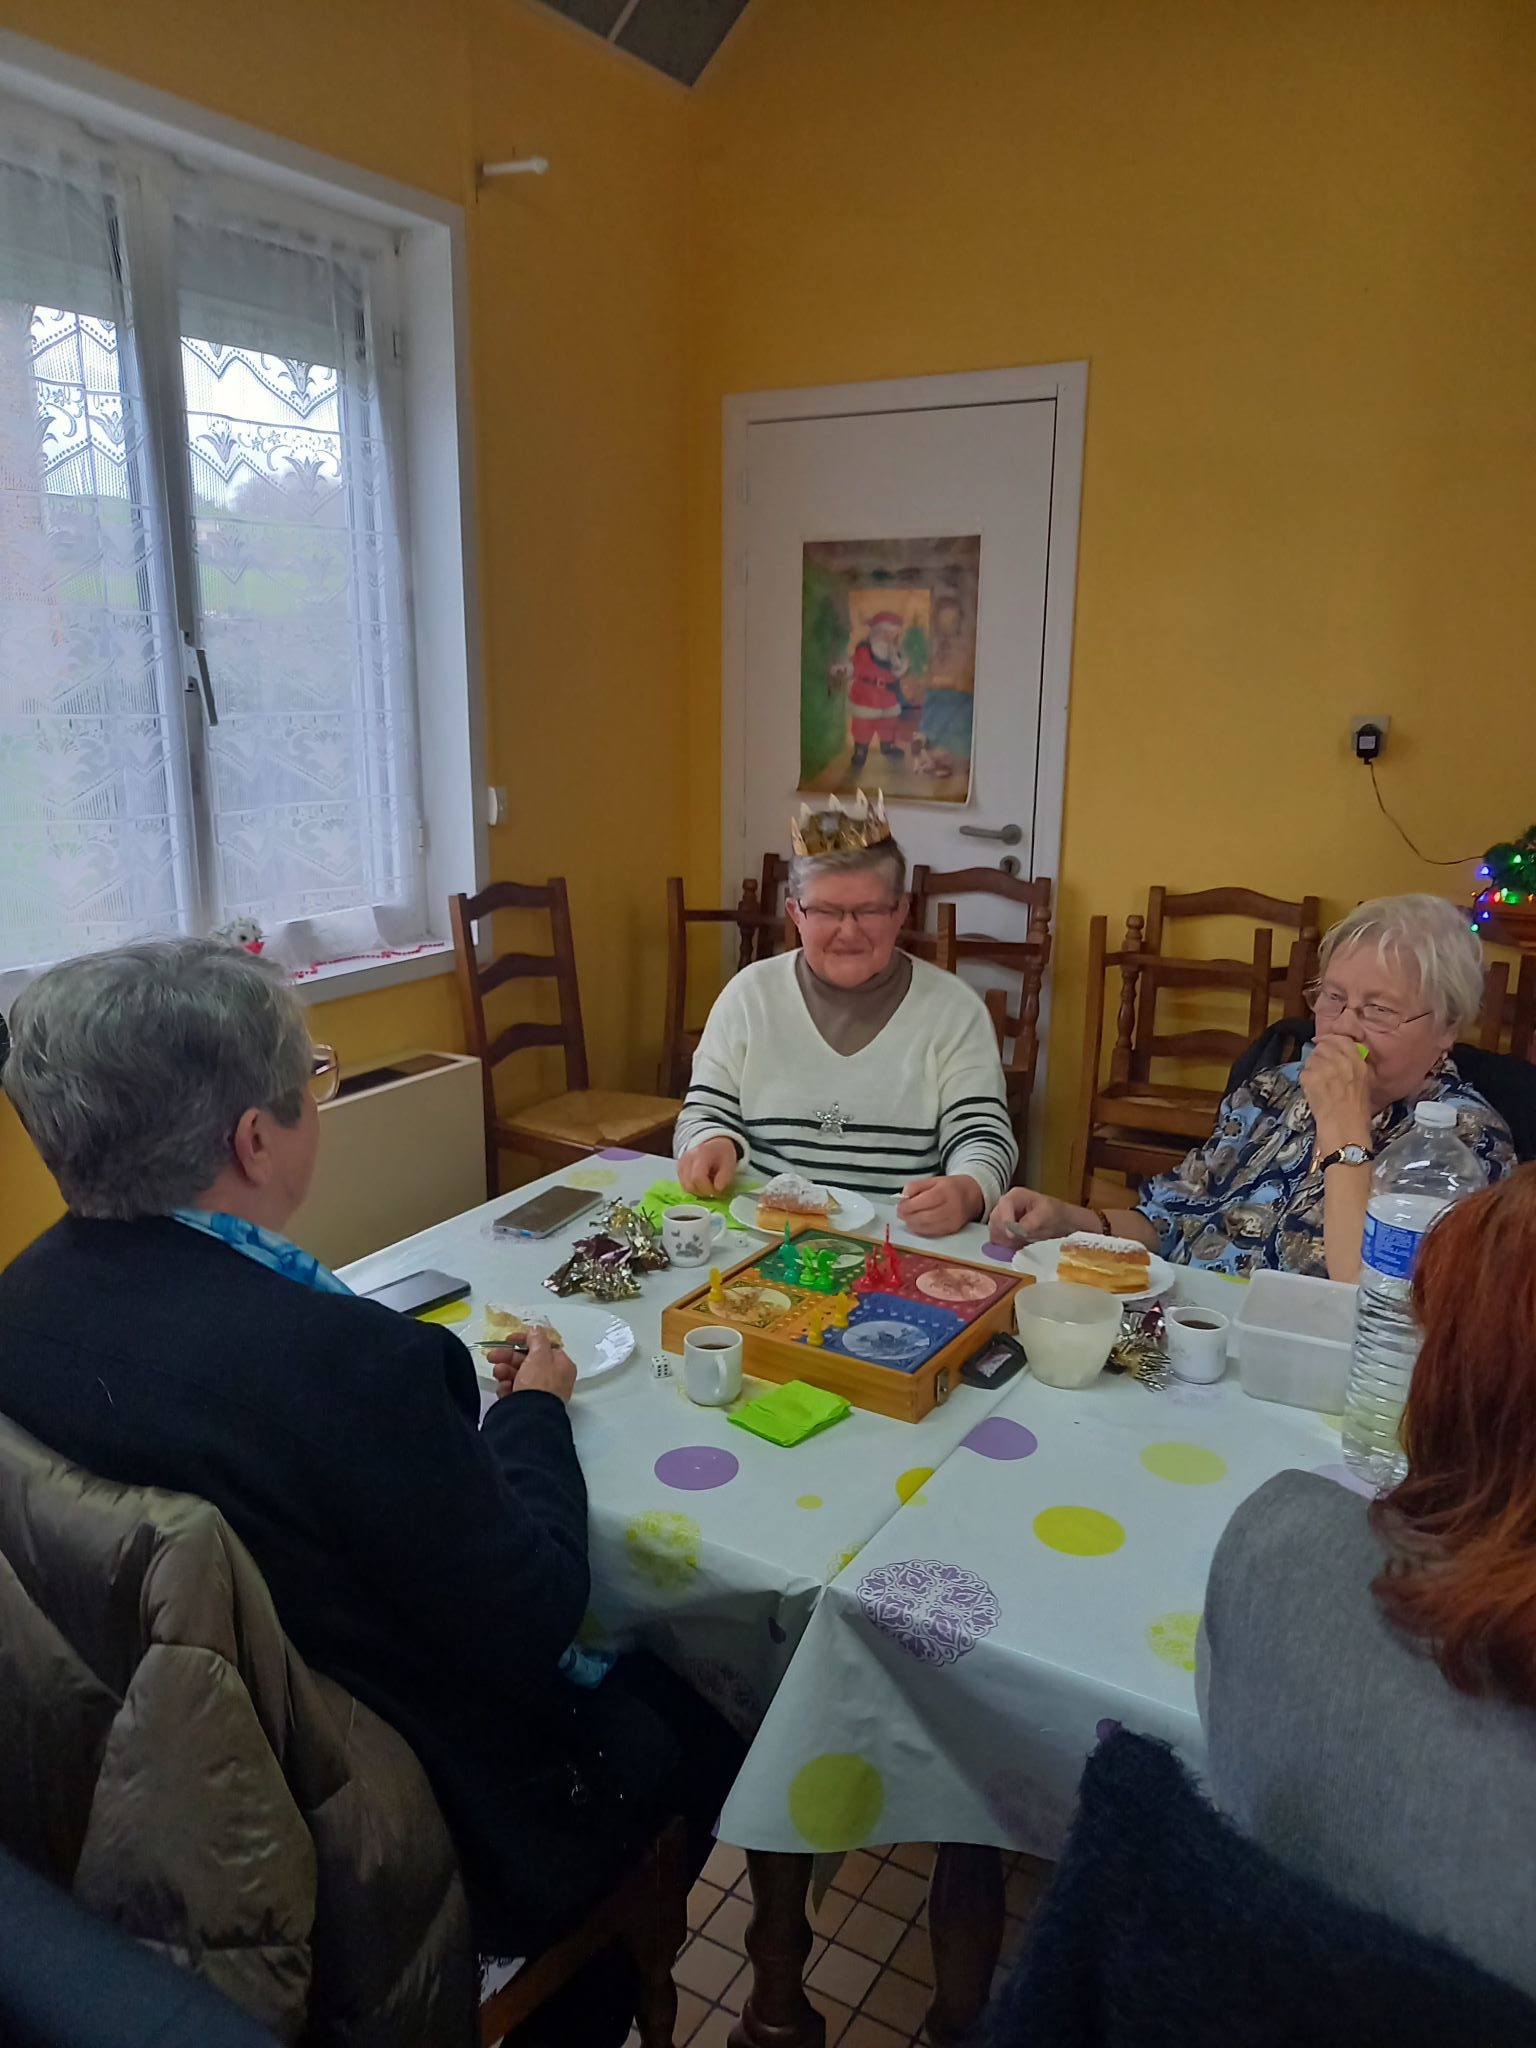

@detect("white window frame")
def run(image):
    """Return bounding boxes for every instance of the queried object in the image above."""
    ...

[0,26,487,1006]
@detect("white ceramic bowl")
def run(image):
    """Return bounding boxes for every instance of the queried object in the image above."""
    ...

[1016,1280,1123,1389]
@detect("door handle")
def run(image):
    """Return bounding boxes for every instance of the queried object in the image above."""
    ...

[958,822,1023,846]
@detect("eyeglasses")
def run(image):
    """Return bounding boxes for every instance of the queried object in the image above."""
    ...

[308,1043,340,1103]
[1306,985,1430,1036]
[794,901,903,932]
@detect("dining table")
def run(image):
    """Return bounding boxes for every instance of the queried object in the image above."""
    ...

[341,1153,1354,2048]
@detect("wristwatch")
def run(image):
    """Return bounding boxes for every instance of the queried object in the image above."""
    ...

[1317,1143,1373,1171]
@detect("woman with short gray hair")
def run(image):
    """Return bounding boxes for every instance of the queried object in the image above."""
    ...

[0,938,745,2041]
[5,938,327,1227]
[993,893,1515,1279]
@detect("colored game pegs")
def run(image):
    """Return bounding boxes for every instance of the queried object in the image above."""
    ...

[806,1305,825,1347]
[854,1247,879,1294]
[831,1291,852,1330]
[782,1221,794,1254]
[708,1267,724,1305]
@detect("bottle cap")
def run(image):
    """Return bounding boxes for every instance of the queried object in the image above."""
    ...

[1414,1100,1457,1129]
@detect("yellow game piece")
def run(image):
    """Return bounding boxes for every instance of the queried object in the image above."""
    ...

[708,1266,725,1303]
[831,1292,851,1330]
[806,1306,825,1348]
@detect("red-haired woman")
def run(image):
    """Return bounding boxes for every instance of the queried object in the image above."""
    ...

[1198,1163,1536,1996]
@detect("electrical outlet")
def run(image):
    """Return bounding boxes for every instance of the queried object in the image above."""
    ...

[1350,715,1391,762]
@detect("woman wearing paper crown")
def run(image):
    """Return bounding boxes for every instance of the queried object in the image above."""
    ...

[674,794,1018,1237]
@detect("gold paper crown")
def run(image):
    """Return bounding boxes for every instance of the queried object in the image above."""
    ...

[790,791,894,858]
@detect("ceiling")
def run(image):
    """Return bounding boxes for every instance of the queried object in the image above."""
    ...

[535,0,751,86]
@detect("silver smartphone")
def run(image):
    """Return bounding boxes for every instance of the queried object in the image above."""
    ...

[492,1185,604,1240]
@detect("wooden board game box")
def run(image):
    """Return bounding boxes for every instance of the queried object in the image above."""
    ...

[660,1230,1033,1423]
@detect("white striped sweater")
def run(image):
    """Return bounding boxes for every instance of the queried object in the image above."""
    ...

[674,951,1018,1211]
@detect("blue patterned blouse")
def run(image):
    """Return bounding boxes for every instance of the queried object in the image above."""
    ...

[1134,1056,1515,1276]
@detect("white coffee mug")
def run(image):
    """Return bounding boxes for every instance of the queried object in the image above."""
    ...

[683,1327,744,1407]
[664,1204,727,1268]
[1164,1305,1230,1385]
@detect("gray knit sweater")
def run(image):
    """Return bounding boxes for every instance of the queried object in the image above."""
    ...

[1198,1469,1536,2000]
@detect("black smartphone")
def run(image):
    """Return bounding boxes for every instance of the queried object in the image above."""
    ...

[364,1269,472,1317]
[961,1331,1027,1390]
[492,1186,604,1239]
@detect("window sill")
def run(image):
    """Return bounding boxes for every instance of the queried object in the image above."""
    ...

[288,940,455,1007]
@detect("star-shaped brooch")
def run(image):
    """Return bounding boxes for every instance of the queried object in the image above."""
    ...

[815,1103,847,1136]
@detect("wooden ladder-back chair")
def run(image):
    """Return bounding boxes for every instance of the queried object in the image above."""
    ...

[1072,885,1322,1200]
[1477,954,1536,1062]
[478,1819,688,2047]
[450,879,679,1198]
[909,867,1053,1162]
[661,875,794,1097]
[1141,884,1322,1029]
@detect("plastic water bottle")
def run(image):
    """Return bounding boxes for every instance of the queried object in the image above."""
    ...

[1342,1101,1486,1488]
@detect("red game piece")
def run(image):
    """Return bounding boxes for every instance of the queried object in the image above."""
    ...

[882,1224,901,1287]
[854,1247,879,1294]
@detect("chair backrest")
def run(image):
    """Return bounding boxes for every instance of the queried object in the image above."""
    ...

[1122,885,1320,1085]
[1477,955,1536,1060]
[990,1730,1536,2048]
[661,876,792,1097]
[449,879,589,1105]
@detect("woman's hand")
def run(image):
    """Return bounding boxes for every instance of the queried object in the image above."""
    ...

[896,1174,983,1237]
[489,1327,577,1403]
[678,1137,740,1196]
[1301,1035,1373,1155]
[990,1187,1073,1242]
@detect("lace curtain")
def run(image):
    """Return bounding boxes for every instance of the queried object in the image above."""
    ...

[0,148,194,982]
[175,212,426,969]
[0,107,427,996]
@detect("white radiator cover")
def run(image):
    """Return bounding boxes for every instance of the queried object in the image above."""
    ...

[290,1050,484,1269]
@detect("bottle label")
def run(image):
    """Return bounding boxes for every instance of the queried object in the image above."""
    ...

[1362,1212,1423,1279]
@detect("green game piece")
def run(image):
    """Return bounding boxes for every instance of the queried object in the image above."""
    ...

[796,1245,815,1287]
[782,1221,794,1252]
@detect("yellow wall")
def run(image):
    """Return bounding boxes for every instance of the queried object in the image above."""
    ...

[0,0,691,1262]
[685,0,1536,1191]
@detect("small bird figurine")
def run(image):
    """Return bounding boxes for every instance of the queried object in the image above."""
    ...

[806,1305,825,1348]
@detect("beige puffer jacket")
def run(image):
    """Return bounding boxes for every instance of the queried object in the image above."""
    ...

[0,1414,478,2047]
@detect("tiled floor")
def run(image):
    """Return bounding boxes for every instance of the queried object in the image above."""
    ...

[626,1839,1050,2047]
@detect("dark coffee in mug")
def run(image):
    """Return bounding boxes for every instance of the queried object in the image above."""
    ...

[1174,1314,1221,1330]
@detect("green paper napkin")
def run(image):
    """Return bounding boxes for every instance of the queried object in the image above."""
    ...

[729,1379,851,1448]
[637,1178,757,1230]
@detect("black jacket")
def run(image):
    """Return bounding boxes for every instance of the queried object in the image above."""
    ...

[0,1215,592,1932]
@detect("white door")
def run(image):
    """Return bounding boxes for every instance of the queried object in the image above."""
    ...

[724,367,1083,961]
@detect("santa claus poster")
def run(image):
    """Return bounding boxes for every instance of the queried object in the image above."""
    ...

[799,534,981,804]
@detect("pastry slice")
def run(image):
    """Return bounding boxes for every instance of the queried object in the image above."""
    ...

[1057,1232,1151,1295]
[479,1305,564,1350]
[755,1172,841,1237]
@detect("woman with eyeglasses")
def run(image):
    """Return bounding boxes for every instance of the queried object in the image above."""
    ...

[0,938,745,2044]
[675,816,1017,1237]
[992,895,1513,1279]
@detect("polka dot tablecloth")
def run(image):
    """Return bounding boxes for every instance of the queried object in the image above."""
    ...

[344,1161,1344,1859]
[717,1316,1343,1859]
[340,1160,1040,1745]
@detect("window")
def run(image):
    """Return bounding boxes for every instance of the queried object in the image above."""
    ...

[0,92,458,998]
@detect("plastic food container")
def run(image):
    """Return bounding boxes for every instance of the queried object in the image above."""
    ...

[1016,1281,1123,1389]
[1235,1271,1358,1412]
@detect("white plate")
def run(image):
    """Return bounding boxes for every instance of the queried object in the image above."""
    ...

[473,1303,636,1387]
[729,1186,876,1236]
[1011,1236,1175,1305]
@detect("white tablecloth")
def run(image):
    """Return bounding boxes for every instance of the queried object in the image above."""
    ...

[716,1278,1354,1856]
[344,1160,1358,1856]
[340,1155,1029,1745]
